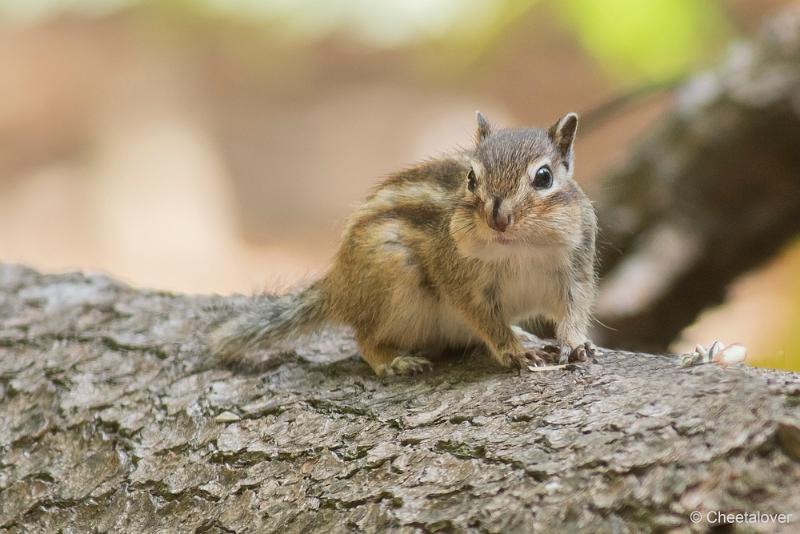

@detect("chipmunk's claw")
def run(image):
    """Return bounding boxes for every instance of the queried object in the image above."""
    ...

[387,355,433,376]
[558,341,598,364]
[503,350,549,370]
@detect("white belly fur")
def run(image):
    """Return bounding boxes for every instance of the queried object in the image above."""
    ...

[378,283,476,350]
[376,245,569,350]
[500,256,565,322]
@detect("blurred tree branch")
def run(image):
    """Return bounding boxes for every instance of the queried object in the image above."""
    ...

[593,6,800,352]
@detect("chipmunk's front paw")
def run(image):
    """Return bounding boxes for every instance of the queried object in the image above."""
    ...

[558,341,598,364]
[386,355,433,376]
[501,350,549,370]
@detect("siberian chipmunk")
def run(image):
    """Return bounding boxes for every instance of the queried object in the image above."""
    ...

[210,112,598,376]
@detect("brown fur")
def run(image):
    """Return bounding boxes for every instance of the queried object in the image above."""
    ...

[209,112,598,376]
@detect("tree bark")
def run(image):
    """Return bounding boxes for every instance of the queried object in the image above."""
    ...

[0,264,798,533]
[594,7,800,352]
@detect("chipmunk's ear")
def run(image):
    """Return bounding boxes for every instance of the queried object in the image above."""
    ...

[548,112,579,160]
[475,111,492,143]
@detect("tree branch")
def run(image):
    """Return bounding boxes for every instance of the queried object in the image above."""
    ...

[0,264,798,532]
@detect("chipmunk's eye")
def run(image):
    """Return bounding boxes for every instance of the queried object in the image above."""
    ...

[532,165,553,190]
[467,169,477,192]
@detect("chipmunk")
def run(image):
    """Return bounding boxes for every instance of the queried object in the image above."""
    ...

[210,111,598,376]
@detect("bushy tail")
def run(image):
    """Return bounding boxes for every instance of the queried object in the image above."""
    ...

[208,284,329,362]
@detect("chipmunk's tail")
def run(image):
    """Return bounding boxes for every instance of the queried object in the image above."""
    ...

[208,282,330,362]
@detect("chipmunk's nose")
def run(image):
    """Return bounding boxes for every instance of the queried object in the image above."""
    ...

[489,213,511,232]
[487,197,512,233]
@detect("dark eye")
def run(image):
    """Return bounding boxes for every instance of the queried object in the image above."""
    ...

[532,165,553,190]
[467,168,477,192]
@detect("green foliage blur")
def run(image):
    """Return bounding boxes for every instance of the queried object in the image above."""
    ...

[555,0,730,80]
[1,0,732,83]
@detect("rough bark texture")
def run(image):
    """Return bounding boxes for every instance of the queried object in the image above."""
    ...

[1,263,799,533]
[594,7,800,352]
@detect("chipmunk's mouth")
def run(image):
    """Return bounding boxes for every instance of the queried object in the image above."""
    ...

[491,234,516,245]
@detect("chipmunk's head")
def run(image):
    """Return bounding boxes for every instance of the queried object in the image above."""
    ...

[451,111,586,260]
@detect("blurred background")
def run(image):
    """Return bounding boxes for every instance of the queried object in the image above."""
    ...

[1,0,798,370]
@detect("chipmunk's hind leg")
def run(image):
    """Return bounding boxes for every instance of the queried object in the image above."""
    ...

[357,338,432,377]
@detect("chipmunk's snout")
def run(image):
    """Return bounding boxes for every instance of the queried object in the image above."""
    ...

[487,197,513,233]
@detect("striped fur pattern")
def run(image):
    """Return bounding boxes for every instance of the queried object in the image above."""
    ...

[209,112,597,376]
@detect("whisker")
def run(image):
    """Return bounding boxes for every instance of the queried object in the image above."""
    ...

[451,221,477,236]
